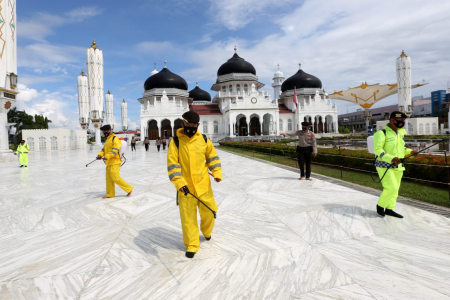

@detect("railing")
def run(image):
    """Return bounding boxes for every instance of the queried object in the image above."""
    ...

[219,140,450,204]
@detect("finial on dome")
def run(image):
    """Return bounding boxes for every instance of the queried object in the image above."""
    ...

[196,81,198,86]
[122,99,126,103]
[80,70,85,76]
[277,62,280,71]
[91,40,98,50]
[234,46,237,53]
[164,60,167,68]
[298,63,302,70]
[400,50,408,58]
[154,62,156,70]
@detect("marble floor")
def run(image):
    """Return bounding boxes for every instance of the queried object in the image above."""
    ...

[1,146,450,300]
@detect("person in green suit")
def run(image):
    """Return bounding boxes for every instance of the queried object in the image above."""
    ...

[373,111,417,218]
[15,140,30,168]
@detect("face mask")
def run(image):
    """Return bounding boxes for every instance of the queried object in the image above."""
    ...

[393,120,405,128]
[103,132,110,138]
[184,126,198,137]
[302,127,308,131]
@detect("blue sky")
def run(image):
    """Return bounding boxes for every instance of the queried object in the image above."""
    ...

[16,0,450,129]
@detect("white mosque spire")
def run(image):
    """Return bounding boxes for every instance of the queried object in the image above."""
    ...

[151,62,158,76]
[77,70,89,130]
[121,99,128,132]
[272,63,285,100]
[105,90,114,129]
[86,39,104,145]
[396,50,412,117]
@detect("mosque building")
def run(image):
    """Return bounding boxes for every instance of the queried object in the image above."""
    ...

[139,48,338,141]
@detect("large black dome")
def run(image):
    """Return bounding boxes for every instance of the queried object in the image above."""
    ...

[281,68,322,92]
[217,53,256,76]
[144,67,188,91]
[189,85,211,101]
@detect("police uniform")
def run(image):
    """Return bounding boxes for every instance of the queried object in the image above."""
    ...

[286,125,317,179]
[16,141,30,167]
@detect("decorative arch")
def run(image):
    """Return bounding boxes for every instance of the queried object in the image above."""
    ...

[288,119,293,131]
[51,136,58,150]
[213,121,219,134]
[148,119,159,140]
[27,137,35,151]
[174,119,183,136]
[249,113,261,136]
[279,119,283,132]
[236,113,248,136]
[203,121,208,134]
[161,119,172,138]
[39,137,46,152]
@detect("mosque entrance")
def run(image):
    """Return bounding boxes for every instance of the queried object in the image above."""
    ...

[161,119,172,139]
[238,116,248,136]
[148,120,159,140]
[174,119,183,136]
[250,117,261,136]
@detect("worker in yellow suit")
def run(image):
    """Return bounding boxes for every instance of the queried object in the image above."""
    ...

[167,111,222,259]
[15,140,30,167]
[96,125,133,199]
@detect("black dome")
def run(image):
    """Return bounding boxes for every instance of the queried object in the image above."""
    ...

[217,53,256,76]
[144,67,188,91]
[281,69,322,92]
[189,85,211,101]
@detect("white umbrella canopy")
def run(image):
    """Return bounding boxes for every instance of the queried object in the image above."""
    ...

[329,82,428,109]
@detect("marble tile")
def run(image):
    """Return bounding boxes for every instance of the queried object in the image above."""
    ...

[294,283,375,299]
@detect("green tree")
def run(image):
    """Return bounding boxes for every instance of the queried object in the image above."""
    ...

[7,107,52,145]
[343,128,350,134]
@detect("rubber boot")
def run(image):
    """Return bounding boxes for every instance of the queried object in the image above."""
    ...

[385,209,403,218]
[376,205,385,217]
[185,252,195,258]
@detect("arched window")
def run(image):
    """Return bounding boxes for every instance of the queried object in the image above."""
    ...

[425,123,430,134]
[244,84,248,93]
[39,137,46,152]
[228,85,232,92]
[213,121,218,133]
[236,84,241,92]
[222,86,226,93]
[203,121,208,134]
[279,119,283,131]
[432,123,438,134]
[408,123,413,133]
[27,137,34,151]
[419,124,423,134]
[288,119,292,131]
[51,136,58,150]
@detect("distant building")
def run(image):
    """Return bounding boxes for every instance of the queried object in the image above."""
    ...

[412,96,432,117]
[431,90,449,116]
[338,104,398,131]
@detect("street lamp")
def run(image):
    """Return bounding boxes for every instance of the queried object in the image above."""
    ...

[9,73,18,89]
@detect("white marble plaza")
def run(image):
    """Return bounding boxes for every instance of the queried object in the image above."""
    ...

[1,146,450,299]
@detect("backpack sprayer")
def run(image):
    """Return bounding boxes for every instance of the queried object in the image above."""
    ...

[367,135,446,183]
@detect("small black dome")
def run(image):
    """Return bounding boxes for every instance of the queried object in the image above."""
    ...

[281,69,322,92]
[189,85,211,101]
[144,67,188,91]
[217,53,256,76]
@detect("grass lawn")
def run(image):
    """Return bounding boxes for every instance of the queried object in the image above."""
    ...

[218,146,450,208]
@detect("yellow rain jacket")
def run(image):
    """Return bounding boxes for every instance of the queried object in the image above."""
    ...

[167,128,222,196]
[373,124,412,171]
[97,134,122,166]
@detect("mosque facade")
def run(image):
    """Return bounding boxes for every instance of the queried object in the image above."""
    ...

[139,50,338,141]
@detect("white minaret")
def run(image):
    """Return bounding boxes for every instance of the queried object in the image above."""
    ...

[272,63,285,100]
[0,0,18,158]
[105,90,114,129]
[77,70,89,130]
[150,63,159,76]
[121,99,128,132]
[396,50,412,117]
[86,40,104,145]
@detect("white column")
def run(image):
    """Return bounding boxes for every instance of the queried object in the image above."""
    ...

[396,50,412,117]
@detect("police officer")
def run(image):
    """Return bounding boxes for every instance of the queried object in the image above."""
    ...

[167,111,222,258]
[96,125,133,198]
[282,122,317,180]
[373,111,417,218]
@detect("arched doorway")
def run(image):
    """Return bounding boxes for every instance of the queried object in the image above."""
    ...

[174,119,183,135]
[250,116,261,136]
[148,120,159,140]
[237,115,248,136]
[161,119,172,138]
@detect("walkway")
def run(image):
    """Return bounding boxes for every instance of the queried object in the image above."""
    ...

[1,146,450,299]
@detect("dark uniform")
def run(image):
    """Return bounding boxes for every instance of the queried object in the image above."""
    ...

[285,122,317,179]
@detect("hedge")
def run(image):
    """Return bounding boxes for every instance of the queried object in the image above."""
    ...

[219,141,450,184]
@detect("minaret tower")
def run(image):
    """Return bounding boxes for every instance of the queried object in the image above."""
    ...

[396,50,412,117]
[0,0,18,157]
[272,63,285,100]
[121,99,128,132]
[105,90,114,129]
[77,70,89,130]
[86,40,104,145]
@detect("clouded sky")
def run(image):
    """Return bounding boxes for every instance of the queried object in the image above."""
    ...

[16,0,450,129]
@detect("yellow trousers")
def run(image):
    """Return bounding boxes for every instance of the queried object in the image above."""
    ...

[377,167,403,210]
[178,188,218,253]
[19,153,28,166]
[105,164,133,198]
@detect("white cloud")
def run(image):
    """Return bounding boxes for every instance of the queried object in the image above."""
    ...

[17,84,39,102]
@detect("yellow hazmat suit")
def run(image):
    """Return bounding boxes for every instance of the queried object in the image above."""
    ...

[97,134,133,198]
[16,143,30,166]
[167,128,222,253]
